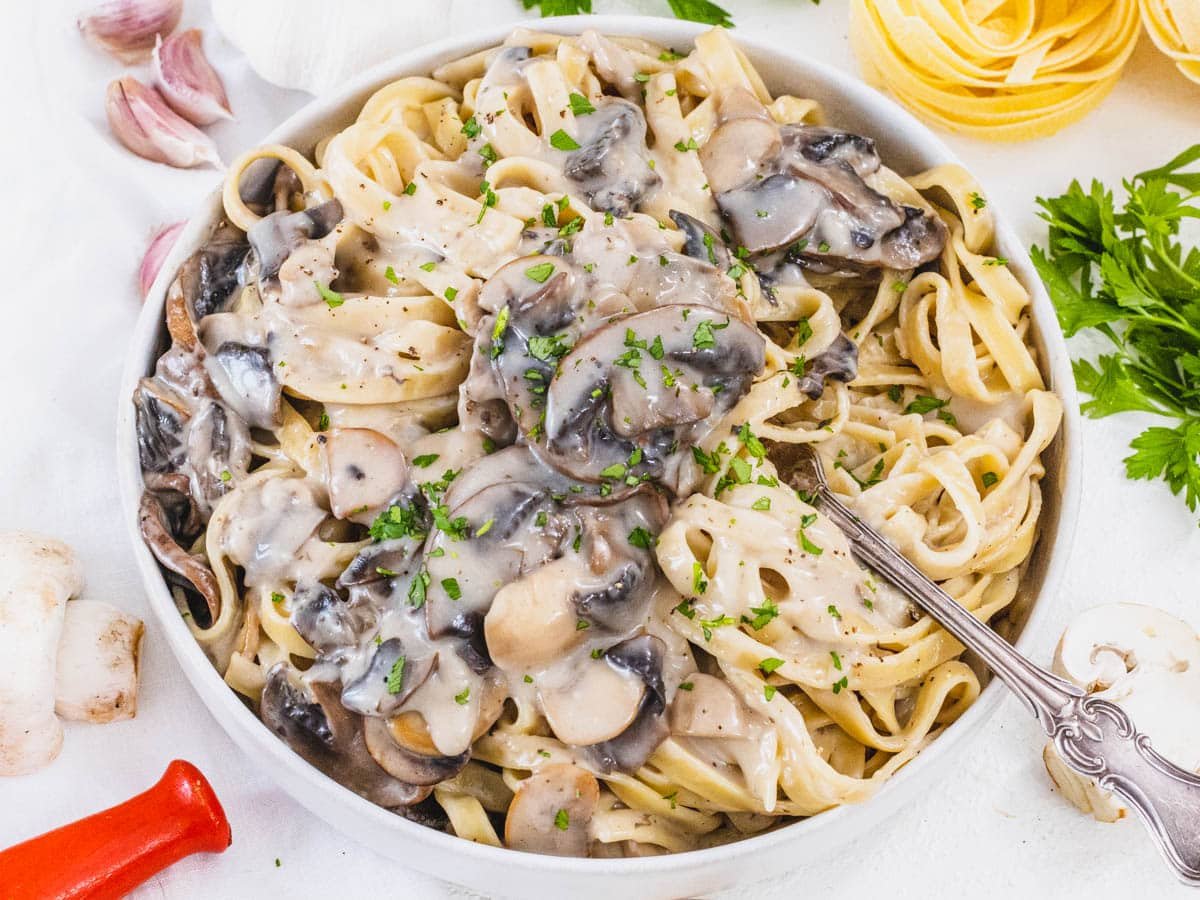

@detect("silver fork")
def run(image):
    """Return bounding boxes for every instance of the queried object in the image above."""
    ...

[786,444,1200,885]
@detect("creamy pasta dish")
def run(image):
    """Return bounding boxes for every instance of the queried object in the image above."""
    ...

[133,27,1062,857]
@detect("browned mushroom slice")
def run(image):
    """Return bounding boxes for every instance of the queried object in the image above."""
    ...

[248,199,343,280]
[336,536,422,589]
[138,490,220,626]
[178,219,249,320]
[668,210,731,270]
[320,427,409,524]
[142,472,203,538]
[582,634,669,773]
[184,398,252,511]
[363,716,468,786]
[563,99,660,218]
[669,672,753,739]
[698,88,783,196]
[504,764,600,857]
[260,664,428,808]
[539,304,765,485]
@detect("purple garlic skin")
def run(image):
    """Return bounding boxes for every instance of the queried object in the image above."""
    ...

[140,221,185,298]
[153,30,234,126]
[78,0,183,63]
[105,77,222,169]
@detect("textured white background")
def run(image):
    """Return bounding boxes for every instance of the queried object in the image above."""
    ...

[2,1,1199,898]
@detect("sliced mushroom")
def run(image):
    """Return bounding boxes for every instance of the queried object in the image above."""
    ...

[341,638,436,717]
[248,199,343,280]
[185,398,252,512]
[795,334,859,400]
[336,537,422,589]
[583,634,669,773]
[133,378,189,474]
[260,663,427,808]
[485,558,586,673]
[540,304,765,485]
[320,427,409,524]
[704,106,947,269]
[363,715,468,786]
[289,579,377,657]
[1042,604,1200,822]
[55,600,144,724]
[668,210,731,270]
[542,657,645,746]
[201,339,282,430]
[504,763,600,857]
[563,99,660,218]
[669,672,751,739]
[138,490,220,626]
[178,219,249,320]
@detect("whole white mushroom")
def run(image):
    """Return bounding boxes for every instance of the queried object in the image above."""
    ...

[1042,603,1200,821]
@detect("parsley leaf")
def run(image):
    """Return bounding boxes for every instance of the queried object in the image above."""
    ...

[667,0,734,27]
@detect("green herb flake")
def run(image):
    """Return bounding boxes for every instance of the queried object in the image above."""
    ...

[568,92,595,116]
[554,809,570,831]
[314,281,344,309]
[386,656,407,695]
[759,657,785,675]
[549,129,581,152]
[454,686,470,705]
[441,577,462,600]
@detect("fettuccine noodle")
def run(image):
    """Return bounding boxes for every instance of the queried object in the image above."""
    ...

[849,0,1142,140]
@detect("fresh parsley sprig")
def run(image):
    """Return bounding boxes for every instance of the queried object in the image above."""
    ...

[1033,144,1200,516]
[520,0,733,27]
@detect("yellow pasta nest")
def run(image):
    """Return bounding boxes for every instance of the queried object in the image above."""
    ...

[849,0,1142,141]
[1142,0,1200,83]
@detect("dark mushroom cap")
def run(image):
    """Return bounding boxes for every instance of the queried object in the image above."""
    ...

[248,199,343,281]
[563,99,660,218]
[138,489,220,626]
[582,634,669,773]
[178,220,249,320]
[260,663,428,808]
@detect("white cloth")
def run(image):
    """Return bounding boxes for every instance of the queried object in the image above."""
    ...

[1,1,1198,897]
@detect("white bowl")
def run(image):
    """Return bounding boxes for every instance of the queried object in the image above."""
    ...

[117,15,1082,898]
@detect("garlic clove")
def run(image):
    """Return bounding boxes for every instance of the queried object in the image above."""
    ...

[78,0,183,64]
[139,221,185,298]
[106,77,222,169]
[153,30,234,126]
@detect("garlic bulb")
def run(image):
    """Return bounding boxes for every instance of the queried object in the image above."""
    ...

[153,30,233,126]
[77,0,182,63]
[105,77,221,169]
[139,221,185,297]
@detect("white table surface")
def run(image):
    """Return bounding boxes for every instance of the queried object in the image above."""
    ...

[3,1,1199,897]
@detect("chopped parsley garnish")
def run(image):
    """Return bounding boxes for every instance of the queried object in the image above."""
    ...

[678,681,694,691]
[476,180,497,223]
[386,656,406,694]
[314,281,344,308]
[403,182,417,196]
[384,265,400,284]
[554,809,570,831]
[737,423,766,459]
[220,469,232,483]
[317,410,330,431]
[412,453,439,468]
[700,614,735,641]
[830,650,843,671]
[798,513,823,556]
[983,257,1008,266]
[832,676,849,694]
[271,592,285,605]
[549,129,580,151]
[461,116,481,139]
[600,462,626,479]
[433,505,470,540]
[490,306,510,359]
[702,232,718,265]
[982,471,999,487]
[527,333,571,361]
[827,603,842,620]
[444,286,458,302]
[408,569,430,607]
[751,496,771,511]
[369,504,427,541]
[674,137,699,152]
[454,686,470,705]
[764,684,778,701]
[675,599,696,619]
[419,261,436,272]
[576,618,590,631]
[887,385,903,403]
[478,143,497,166]
[568,92,595,116]
[969,191,986,210]
[475,518,494,537]
[628,526,656,549]
[692,561,708,595]
[691,317,729,350]
[441,577,462,600]
[904,395,948,416]
[525,262,556,283]
[759,657,784,675]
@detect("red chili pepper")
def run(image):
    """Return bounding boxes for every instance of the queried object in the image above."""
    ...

[0,760,231,899]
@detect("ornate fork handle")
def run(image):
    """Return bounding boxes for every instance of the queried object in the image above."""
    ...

[796,451,1200,884]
